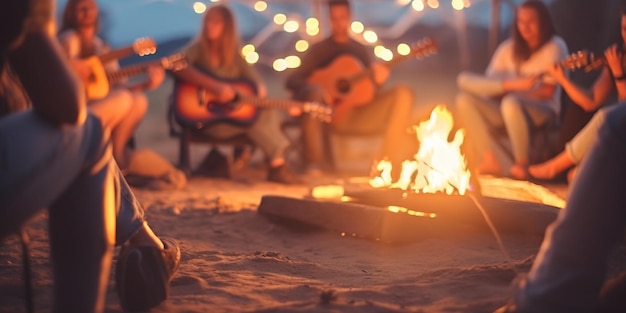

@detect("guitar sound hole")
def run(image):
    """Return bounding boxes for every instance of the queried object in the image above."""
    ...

[336,79,351,94]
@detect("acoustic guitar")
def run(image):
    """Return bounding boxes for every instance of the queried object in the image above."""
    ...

[307,38,438,111]
[83,37,157,100]
[173,70,332,128]
[560,49,625,73]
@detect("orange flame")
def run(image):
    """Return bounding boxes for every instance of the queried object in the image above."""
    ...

[369,105,471,195]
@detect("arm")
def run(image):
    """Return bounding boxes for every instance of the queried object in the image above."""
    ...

[173,66,235,102]
[549,64,612,112]
[9,30,86,126]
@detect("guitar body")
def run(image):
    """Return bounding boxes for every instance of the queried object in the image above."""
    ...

[173,75,260,127]
[83,56,110,100]
[308,54,377,108]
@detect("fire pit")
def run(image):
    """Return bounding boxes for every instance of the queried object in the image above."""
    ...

[258,106,562,242]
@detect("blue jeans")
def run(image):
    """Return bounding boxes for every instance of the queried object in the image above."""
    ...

[512,103,626,312]
[0,110,145,245]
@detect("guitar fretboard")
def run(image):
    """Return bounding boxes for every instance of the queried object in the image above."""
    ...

[99,46,136,64]
[236,95,307,110]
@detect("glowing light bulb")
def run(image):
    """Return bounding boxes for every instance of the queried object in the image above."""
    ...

[285,55,301,68]
[397,43,411,56]
[295,40,309,52]
[351,21,364,34]
[306,27,319,36]
[273,13,287,25]
[427,0,439,9]
[363,30,378,43]
[306,18,319,29]
[193,2,206,14]
[397,0,411,5]
[241,44,255,56]
[412,0,424,11]
[273,58,287,72]
[254,1,267,12]
[245,51,259,64]
[283,20,299,33]
[452,0,464,10]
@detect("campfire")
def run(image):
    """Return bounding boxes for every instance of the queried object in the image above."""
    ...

[258,107,562,242]
[370,105,471,195]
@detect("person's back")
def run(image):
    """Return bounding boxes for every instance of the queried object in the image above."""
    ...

[0,0,117,312]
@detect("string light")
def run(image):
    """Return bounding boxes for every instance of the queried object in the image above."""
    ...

[363,30,378,43]
[273,13,287,25]
[283,20,299,33]
[351,21,364,34]
[241,44,256,56]
[397,43,411,55]
[193,1,206,14]
[285,55,301,68]
[273,58,287,72]
[245,51,259,64]
[451,0,464,10]
[411,0,424,11]
[427,0,439,9]
[295,39,309,52]
[397,0,412,5]
[463,0,471,7]
[254,1,267,12]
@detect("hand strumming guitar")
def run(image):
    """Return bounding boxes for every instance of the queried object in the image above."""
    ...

[546,63,567,84]
[371,63,390,86]
[604,44,624,78]
[214,82,237,103]
[144,64,165,90]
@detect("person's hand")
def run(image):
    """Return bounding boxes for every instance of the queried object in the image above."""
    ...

[546,63,567,83]
[214,83,236,103]
[288,106,302,116]
[604,44,624,78]
[68,59,92,84]
[371,63,390,85]
[144,65,165,90]
[507,75,539,91]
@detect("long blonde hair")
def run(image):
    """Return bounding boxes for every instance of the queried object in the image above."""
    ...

[197,5,240,68]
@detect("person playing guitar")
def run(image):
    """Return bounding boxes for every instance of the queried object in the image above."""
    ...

[285,0,416,176]
[528,9,626,182]
[57,0,164,169]
[172,4,300,184]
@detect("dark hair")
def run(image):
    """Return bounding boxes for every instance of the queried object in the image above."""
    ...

[59,0,99,34]
[328,0,350,11]
[512,0,556,64]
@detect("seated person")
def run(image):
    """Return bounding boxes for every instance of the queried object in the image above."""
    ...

[57,0,164,170]
[454,0,568,179]
[0,0,180,311]
[172,4,299,184]
[495,102,626,313]
[529,10,626,182]
[285,0,415,175]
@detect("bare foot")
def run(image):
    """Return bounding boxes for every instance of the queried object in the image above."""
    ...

[529,162,557,180]
[509,164,529,180]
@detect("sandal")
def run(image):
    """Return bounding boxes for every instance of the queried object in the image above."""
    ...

[115,238,181,312]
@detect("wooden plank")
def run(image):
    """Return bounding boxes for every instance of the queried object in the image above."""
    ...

[258,196,504,243]
[343,188,560,236]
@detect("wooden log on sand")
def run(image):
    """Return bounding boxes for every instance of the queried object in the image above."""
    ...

[257,192,561,243]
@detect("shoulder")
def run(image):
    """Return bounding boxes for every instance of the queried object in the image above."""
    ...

[495,39,514,53]
[544,36,568,53]
[541,36,567,57]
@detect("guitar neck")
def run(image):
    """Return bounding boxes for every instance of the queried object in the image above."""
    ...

[99,46,135,64]
[107,60,158,85]
[237,94,305,110]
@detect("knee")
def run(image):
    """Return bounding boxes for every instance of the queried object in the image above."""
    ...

[500,94,523,118]
[131,92,149,118]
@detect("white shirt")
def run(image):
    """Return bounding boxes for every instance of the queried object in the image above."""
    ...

[486,36,569,115]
